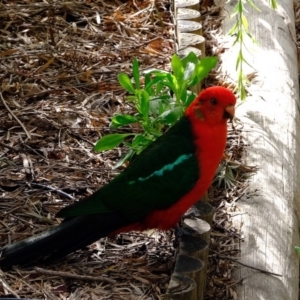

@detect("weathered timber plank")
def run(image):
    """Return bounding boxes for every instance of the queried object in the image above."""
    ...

[221,0,300,299]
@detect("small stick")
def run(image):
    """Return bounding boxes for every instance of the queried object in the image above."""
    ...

[0,270,20,298]
[211,250,282,277]
[0,141,18,151]
[25,182,75,200]
[0,92,31,139]
[34,267,117,284]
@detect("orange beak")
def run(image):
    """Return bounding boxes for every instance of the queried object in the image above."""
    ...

[224,104,235,120]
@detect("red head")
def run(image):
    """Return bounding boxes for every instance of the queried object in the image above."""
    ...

[185,86,236,126]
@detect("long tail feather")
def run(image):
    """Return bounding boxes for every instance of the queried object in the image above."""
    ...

[0,213,127,269]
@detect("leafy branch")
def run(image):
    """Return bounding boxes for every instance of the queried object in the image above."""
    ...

[94,53,217,167]
[229,0,277,100]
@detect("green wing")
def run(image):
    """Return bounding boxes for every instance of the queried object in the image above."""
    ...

[57,117,199,223]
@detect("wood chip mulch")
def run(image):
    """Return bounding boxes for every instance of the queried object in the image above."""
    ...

[0,0,253,299]
[0,1,176,299]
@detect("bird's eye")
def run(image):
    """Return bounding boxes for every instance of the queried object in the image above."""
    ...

[210,98,218,105]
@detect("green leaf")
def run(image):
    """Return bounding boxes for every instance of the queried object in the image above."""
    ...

[94,133,134,152]
[145,76,165,93]
[132,134,153,151]
[180,88,188,104]
[269,0,277,9]
[149,71,169,80]
[240,86,247,100]
[111,114,138,128]
[295,246,300,254]
[149,95,172,116]
[165,73,178,93]
[113,149,135,169]
[181,51,199,68]
[193,56,218,83]
[236,52,243,70]
[183,62,196,81]
[157,106,183,124]
[237,0,243,12]
[140,90,150,119]
[118,73,135,94]
[246,0,262,11]
[145,73,151,86]
[155,81,165,94]
[241,14,249,31]
[228,22,238,35]
[185,92,197,107]
[171,54,184,84]
[246,31,258,44]
[132,58,140,90]
[230,9,239,18]
[143,68,165,75]
[125,95,138,102]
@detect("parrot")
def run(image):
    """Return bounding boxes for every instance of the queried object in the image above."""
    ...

[0,86,236,269]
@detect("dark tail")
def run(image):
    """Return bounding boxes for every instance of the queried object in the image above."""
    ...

[0,213,127,269]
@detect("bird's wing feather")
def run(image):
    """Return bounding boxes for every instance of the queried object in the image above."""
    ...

[57,117,199,222]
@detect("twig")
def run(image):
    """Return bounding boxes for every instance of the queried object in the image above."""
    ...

[211,250,282,277]
[0,141,18,151]
[213,222,244,240]
[0,270,20,298]
[22,143,48,161]
[25,182,75,200]
[34,267,117,284]
[0,92,31,139]
[66,129,94,146]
